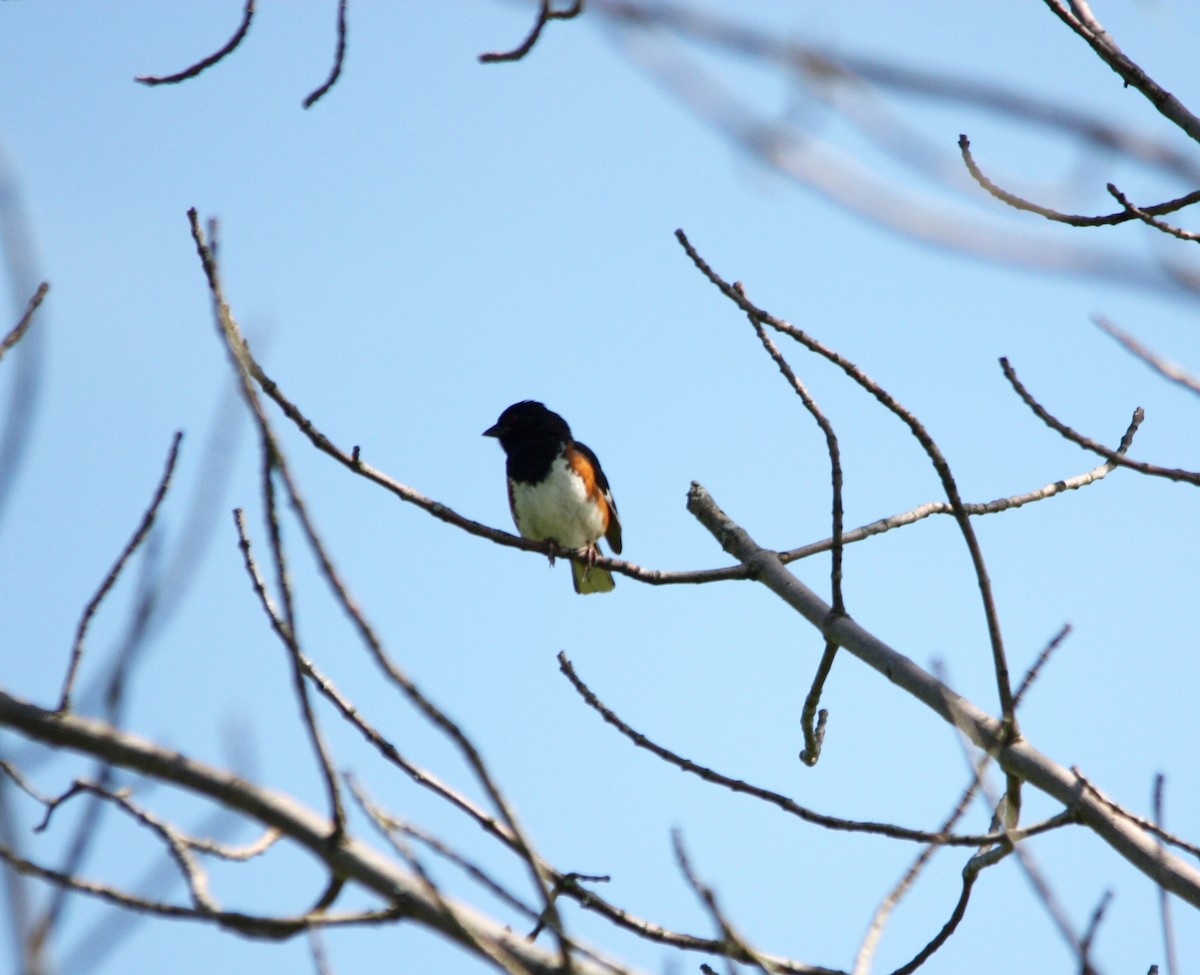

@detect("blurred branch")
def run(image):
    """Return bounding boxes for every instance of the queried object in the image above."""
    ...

[854,768,987,975]
[597,4,1197,296]
[670,830,777,974]
[1079,890,1114,975]
[596,0,1200,183]
[1153,775,1179,975]
[0,140,50,538]
[1094,316,1200,397]
[135,0,256,86]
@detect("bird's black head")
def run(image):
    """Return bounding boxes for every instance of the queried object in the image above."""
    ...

[483,400,571,454]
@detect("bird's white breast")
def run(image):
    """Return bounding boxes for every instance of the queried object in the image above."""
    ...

[511,456,605,550]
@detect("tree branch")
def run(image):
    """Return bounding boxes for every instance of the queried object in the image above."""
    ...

[135,0,256,86]
[683,481,1200,907]
[0,690,639,975]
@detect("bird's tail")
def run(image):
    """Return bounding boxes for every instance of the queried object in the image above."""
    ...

[572,559,615,594]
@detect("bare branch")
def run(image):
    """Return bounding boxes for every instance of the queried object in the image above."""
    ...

[958,135,1200,228]
[57,432,183,714]
[0,839,405,937]
[303,0,349,109]
[480,0,584,64]
[0,691,641,975]
[595,1,1200,183]
[0,282,49,366]
[1013,623,1073,711]
[736,297,845,764]
[231,506,347,846]
[1072,768,1200,861]
[1153,776,1179,975]
[35,778,220,913]
[681,482,1200,906]
[1000,358,1200,485]
[558,653,1071,849]
[886,870,976,975]
[779,432,1136,566]
[1040,0,1200,144]
[1079,890,1113,975]
[1107,183,1200,242]
[1094,316,1200,398]
[670,831,777,974]
[855,773,986,975]
[676,229,1018,763]
[135,0,256,86]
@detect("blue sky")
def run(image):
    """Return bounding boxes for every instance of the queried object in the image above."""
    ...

[2,3,1198,974]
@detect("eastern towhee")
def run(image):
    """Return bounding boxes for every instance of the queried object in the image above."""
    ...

[484,401,622,594]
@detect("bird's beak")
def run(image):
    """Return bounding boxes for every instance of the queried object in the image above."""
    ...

[482,423,501,438]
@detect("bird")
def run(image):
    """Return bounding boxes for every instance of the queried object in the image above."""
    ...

[483,400,622,594]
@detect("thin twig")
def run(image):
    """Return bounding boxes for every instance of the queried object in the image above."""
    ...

[1072,767,1200,860]
[1039,0,1200,143]
[1,841,404,937]
[480,0,583,64]
[36,778,219,912]
[135,0,256,86]
[1079,890,1113,975]
[1093,316,1200,398]
[192,211,346,849]
[1108,184,1200,242]
[1001,358,1200,485]
[232,509,346,847]
[0,282,49,366]
[778,435,1137,565]
[856,771,984,975]
[886,869,977,975]
[670,831,775,973]
[959,135,1200,227]
[57,432,183,714]
[738,295,845,765]
[349,776,540,926]
[1153,776,1178,975]
[558,653,1070,848]
[303,0,349,109]
[1013,624,1073,710]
